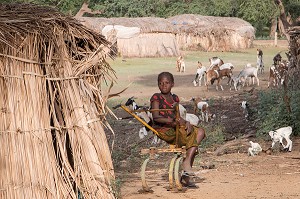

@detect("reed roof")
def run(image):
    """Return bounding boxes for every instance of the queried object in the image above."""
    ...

[168,14,255,36]
[0,3,116,199]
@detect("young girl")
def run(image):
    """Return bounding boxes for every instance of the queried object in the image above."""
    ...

[150,72,206,186]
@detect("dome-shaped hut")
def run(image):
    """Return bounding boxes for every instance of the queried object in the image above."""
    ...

[168,14,255,51]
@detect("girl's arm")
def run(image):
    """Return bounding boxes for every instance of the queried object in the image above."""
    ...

[151,100,188,128]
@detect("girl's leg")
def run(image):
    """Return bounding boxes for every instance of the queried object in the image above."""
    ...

[189,128,206,168]
[182,147,197,172]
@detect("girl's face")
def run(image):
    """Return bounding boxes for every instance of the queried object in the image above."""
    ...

[158,76,174,94]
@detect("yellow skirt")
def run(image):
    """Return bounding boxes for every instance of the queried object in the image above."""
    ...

[155,126,199,149]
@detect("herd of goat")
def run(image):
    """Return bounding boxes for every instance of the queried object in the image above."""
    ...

[176,49,291,91]
[113,49,294,157]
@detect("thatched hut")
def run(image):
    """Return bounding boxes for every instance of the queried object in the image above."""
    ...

[0,3,116,199]
[77,17,180,58]
[168,14,255,51]
[77,14,255,57]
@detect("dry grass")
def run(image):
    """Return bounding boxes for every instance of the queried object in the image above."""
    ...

[0,3,117,199]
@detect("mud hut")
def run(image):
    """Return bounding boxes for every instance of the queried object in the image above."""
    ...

[77,17,180,58]
[168,14,255,51]
[0,3,116,199]
[77,14,255,57]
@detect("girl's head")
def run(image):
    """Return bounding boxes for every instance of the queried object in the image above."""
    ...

[158,72,174,83]
[157,72,174,94]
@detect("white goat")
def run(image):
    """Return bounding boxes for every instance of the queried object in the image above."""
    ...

[248,141,262,156]
[237,66,259,87]
[269,126,293,152]
[229,75,241,91]
[193,63,207,86]
[179,104,200,126]
[219,63,234,70]
[208,57,224,70]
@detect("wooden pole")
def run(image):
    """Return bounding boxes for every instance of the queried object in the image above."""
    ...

[275,31,278,47]
[175,104,180,148]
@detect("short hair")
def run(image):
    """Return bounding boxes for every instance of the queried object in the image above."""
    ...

[158,72,174,83]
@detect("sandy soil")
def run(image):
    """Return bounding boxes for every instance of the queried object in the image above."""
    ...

[108,40,300,199]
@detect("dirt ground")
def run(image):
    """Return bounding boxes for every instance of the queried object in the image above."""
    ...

[107,40,300,199]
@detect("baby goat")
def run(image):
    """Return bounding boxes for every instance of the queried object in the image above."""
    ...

[176,56,186,72]
[248,141,262,156]
[191,97,212,122]
[124,97,158,143]
[269,126,293,152]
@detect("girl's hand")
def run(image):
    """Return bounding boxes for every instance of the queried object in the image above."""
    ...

[185,121,192,135]
[176,117,186,126]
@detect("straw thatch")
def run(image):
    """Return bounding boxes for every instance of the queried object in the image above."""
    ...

[77,14,255,57]
[0,3,116,199]
[168,14,255,51]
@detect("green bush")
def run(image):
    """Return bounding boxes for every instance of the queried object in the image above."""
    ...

[200,124,225,149]
[257,88,300,138]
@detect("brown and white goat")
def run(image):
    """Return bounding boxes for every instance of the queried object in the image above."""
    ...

[176,56,186,72]
[206,68,232,91]
[193,61,207,86]
[191,97,212,122]
[273,53,282,65]
[267,61,288,88]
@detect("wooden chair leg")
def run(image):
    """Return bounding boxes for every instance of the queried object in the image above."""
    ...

[141,158,151,192]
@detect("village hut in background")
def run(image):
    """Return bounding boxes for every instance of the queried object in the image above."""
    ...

[168,14,255,51]
[77,14,255,58]
[0,3,116,199]
[77,17,180,58]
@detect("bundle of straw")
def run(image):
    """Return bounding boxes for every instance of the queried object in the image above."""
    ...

[0,3,116,199]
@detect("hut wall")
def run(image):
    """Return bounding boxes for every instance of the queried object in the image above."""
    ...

[117,33,179,58]
[176,32,253,51]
